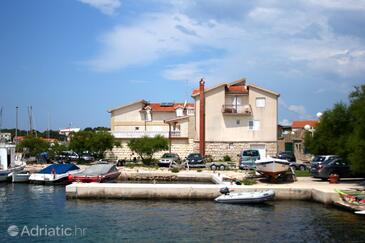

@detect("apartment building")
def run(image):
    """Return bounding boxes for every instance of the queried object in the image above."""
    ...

[108,78,279,161]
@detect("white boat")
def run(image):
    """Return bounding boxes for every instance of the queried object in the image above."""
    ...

[215,187,275,203]
[255,157,290,178]
[355,210,365,215]
[0,144,26,182]
[29,163,81,185]
[12,171,30,183]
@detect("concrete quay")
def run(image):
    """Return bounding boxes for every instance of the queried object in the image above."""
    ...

[65,177,364,205]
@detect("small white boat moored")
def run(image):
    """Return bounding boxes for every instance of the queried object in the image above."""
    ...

[0,144,26,182]
[255,157,290,178]
[12,171,30,183]
[215,187,275,204]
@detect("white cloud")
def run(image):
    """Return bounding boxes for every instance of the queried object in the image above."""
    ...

[85,13,247,72]
[279,119,291,126]
[78,0,121,15]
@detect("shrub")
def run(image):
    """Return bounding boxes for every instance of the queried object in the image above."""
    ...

[197,169,202,172]
[223,155,231,161]
[242,178,257,185]
[170,167,180,173]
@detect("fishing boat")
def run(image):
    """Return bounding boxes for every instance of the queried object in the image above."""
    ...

[0,144,26,182]
[68,164,120,183]
[255,157,290,178]
[29,163,81,185]
[215,187,275,204]
[12,171,30,183]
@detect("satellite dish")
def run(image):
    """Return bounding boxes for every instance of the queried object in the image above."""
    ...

[304,124,311,131]
[316,112,323,118]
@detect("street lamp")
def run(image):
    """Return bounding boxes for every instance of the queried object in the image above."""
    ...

[304,124,314,136]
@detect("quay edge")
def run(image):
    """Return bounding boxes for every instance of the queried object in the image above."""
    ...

[65,183,342,205]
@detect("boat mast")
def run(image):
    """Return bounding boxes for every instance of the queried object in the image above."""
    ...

[15,106,19,144]
[0,106,3,142]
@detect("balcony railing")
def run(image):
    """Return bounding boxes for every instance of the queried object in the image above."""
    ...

[111,130,181,138]
[222,104,252,115]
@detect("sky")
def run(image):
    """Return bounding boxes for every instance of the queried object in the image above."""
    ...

[0,0,365,131]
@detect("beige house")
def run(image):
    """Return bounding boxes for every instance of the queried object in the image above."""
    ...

[107,100,195,160]
[192,79,279,160]
[108,78,279,161]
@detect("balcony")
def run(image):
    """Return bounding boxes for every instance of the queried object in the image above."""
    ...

[111,130,182,138]
[222,104,252,115]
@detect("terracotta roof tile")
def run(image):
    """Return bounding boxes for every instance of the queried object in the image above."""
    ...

[144,103,194,112]
[227,85,248,93]
[292,120,319,128]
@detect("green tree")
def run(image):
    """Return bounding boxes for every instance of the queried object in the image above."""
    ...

[69,130,119,159]
[347,85,365,173]
[127,135,168,165]
[305,84,365,174]
[17,136,50,157]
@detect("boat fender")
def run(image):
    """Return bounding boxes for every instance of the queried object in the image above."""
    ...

[51,168,56,179]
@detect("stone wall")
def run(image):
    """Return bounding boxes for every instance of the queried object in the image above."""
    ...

[105,139,194,160]
[194,141,277,161]
[105,139,277,162]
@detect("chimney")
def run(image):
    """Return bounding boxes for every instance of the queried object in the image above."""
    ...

[199,78,205,156]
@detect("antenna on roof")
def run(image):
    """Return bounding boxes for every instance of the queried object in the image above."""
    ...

[183,100,187,108]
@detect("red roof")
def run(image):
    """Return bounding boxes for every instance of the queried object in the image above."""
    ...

[227,85,248,93]
[192,88,199,95]
[144,103,194,112]
[292,120,319,128]
[191,85,248,96]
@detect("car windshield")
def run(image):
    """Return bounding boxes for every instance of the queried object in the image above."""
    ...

[162,153,175,158]
[188,154,201,159]
[312,156,326,162]
[242,151,258,156]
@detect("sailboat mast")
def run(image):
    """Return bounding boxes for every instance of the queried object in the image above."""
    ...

[15,106,19,143]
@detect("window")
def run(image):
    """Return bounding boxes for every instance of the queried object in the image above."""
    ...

[135,127,139,130]
[249,120,260,131]
[176,108,184,117]
[236,119,240,125]
[256,97,266,108]
[145,110,152,121]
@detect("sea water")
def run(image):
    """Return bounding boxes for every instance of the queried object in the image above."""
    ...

[1,184,364,243]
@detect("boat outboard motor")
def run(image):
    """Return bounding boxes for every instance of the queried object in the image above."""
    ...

[219,187,230,195]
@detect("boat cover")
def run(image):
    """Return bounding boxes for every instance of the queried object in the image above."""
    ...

[74,164,117,176]
[38,163,80,174]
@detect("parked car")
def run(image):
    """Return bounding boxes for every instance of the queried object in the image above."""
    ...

[311,157,351,180]
[57,151,79,161]
[289,162,307,171]
[79,153,95,162]
[239,150,260,170]
[311,155,339,165]
[158,153,181,167]
[277,151,296,162]
[184,153,206,168]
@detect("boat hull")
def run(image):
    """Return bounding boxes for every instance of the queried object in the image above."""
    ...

[255,159,290,177]
[12,172,30,183]
[68,171,121,183]
[215,190,275,204]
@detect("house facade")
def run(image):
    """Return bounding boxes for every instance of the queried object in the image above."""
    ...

[108,78,279,161]
[107,100,195,160]
[192,79,279,160]
[278,120,319,161]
